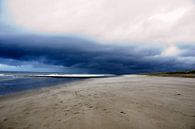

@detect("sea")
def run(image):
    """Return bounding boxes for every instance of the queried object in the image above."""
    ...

[0,71,82,95]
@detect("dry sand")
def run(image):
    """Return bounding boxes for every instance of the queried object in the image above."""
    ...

[0,75,195,129]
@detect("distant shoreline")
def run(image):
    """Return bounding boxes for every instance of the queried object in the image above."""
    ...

[148,70,195,78]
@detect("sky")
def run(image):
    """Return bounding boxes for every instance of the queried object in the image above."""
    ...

[0,0,195,74]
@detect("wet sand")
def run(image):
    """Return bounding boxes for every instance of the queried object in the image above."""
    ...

[0,75,195,129]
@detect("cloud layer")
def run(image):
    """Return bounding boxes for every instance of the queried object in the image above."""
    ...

[0,35,194,74]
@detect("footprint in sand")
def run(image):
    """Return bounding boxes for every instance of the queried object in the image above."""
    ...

[23,127,30,129]
[73,112,80,114]
[25,112,30,115]
[3,118,8,122]
[7,127,14,129]
[88,106,93,108]
[44,116,48,119]
[43,123,49,127]
[0,105,4,109]
[120,111,126,114]
[64,109,70,112]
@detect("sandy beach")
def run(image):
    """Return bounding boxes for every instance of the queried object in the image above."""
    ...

[0,75,195,129]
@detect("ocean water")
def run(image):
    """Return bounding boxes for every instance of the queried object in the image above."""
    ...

[0,72,81,95]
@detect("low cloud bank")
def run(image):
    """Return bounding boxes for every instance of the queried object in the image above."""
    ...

[0,35,194,74]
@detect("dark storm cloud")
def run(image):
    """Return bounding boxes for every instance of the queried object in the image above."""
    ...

[0,35,194,74]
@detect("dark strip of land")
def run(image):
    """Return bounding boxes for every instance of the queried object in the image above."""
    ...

[149,70,195,78]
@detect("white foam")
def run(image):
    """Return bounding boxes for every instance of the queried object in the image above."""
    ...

[0,74,14,77]
[30,74,115,78]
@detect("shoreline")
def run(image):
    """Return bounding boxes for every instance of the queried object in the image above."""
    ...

[0,75,195,129]
[0,78,89,100]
